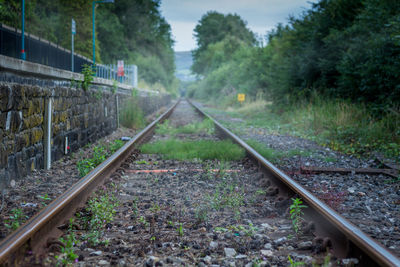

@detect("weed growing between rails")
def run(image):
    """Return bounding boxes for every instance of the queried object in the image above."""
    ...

[50,182,120,265]
[289,198,307,236]
[140,139,245,161]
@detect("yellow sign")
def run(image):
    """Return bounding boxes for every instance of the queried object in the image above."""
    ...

[237,93,245,102]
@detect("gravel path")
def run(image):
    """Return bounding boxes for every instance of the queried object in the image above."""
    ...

[0,127,137,241]
[202,103,400,257]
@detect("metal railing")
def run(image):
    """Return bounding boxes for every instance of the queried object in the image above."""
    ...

[0,23,137,86]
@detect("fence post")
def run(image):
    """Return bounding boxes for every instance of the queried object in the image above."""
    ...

[44,95,53,170]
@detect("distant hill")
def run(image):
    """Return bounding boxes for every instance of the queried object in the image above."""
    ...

[175,51,196,81]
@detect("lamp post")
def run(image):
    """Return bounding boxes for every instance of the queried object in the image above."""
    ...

[21,0,26,60]
[92,0,114,68]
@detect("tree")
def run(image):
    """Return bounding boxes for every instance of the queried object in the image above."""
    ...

[191,11,255,75]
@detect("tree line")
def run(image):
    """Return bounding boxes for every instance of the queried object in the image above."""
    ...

[188,0,400,114]
[0,0,176,91]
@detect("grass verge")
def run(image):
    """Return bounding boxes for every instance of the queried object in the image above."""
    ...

[205,96,400,159]
[141,139,245,161]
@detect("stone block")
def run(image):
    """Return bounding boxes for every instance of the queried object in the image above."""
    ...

[23,98,43,117]
[0,85,12,112]
[0,143,7,168]
[6,111,23,133]
[0,111,6,130]
[15,131,30,152]
[23,114,43,130]
[31,127,43,144]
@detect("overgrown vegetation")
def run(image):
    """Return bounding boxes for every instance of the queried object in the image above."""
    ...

[206,96,400,158]
[187,1,400,159]
[0,0,178,93]
[140,139,245,161]
[119,91,145,129]
[81,64,94,91]
[77,139,125,177]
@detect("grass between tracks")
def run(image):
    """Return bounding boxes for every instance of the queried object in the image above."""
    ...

[205,96,400,159]
[140,139,245,161]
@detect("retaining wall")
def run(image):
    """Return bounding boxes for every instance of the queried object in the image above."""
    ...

[0,55,171,189]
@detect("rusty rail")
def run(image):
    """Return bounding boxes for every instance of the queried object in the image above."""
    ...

[188,99,400,267]
[0,100,180,265]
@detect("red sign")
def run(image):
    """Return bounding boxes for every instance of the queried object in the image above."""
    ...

[117,60,124,77]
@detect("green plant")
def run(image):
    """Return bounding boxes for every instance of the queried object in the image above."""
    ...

[38,194,51,206]
[119,96,145,129]
[141,139,245,161]
[289,198,307,235]
[109,140,124,154]
[77,145,107,177]
[131,197,139,220]
[94,87,103,100]
[112,80,118,94]
[288,255,305,267]
[195,205,209,223]
[176,223,184,236]
[55,219,79,266]
[81,64,94,91]
[5,208,27,230]
[81,191,118,246]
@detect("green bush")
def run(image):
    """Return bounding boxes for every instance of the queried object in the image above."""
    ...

[119,94,145,129]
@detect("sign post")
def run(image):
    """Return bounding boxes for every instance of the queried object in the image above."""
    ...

[71,19,76,72]
[237,93,245,104]
[117,60,124,83]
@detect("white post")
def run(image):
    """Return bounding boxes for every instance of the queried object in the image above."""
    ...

[44,97,53,169]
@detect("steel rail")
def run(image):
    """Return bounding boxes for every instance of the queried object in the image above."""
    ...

[0,100,180,265]
[188,100,400,267]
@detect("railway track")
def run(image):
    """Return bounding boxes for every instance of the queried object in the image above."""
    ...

[0,99,399,266]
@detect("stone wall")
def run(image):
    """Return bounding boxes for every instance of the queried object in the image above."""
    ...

[0,56,171,189]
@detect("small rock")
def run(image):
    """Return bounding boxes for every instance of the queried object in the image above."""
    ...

[357,192,366,197]
[347,187,355,194]
[235,254,247,259]
[342,258,359,266]
[274,237,287,245]
[90,250,102,256]
[98,260,109,266]
[298,241,313,250]
[209,241,218,249]
[203,256,212,264]
[260,250,273,257]
[10,180,16,188]
[260,223,273,230]
[224,248,237,258]
[264,243,272,249]
[146,256,159,267]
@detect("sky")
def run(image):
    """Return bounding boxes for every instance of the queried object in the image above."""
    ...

[160,0,319,52]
